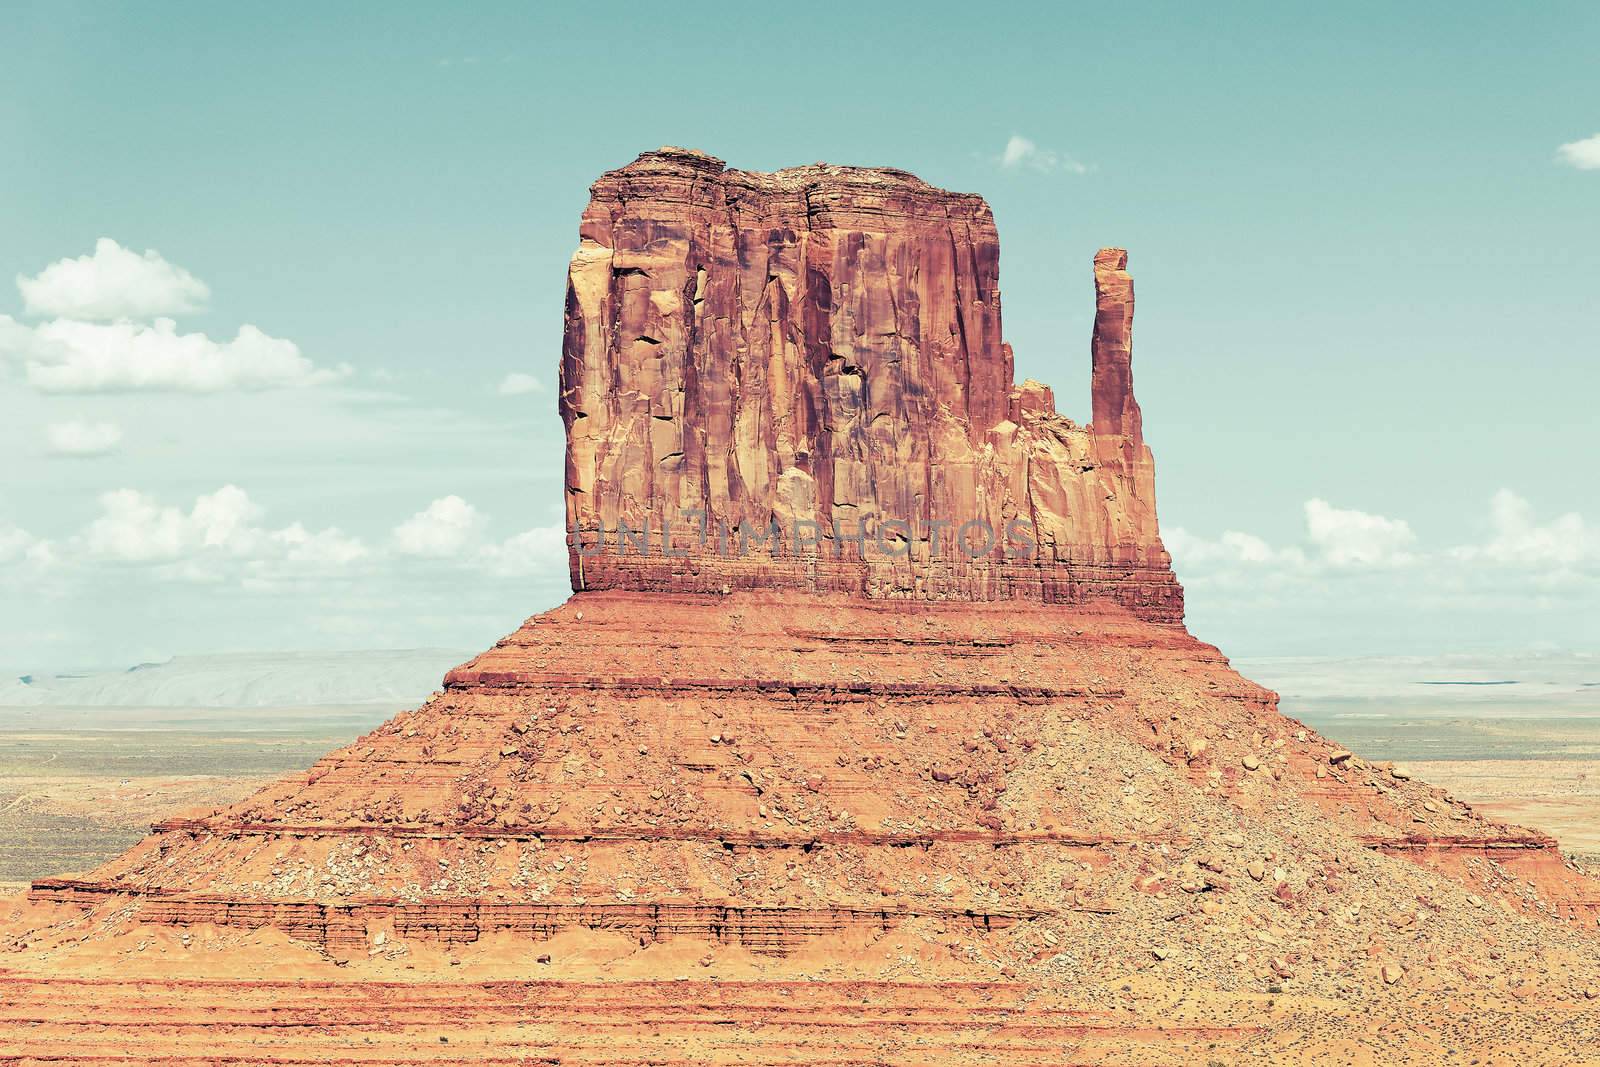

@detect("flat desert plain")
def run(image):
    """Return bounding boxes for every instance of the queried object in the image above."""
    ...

[0,704,397,892]
[1248,654,1600,868]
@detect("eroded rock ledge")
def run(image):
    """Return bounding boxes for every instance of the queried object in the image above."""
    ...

[560,148,1182,620]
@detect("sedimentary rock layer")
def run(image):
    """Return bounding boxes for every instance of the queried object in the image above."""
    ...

[560,148,1181,619]
[0,975,1280,1066]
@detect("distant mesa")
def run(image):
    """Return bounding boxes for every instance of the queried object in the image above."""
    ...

[0,650,471,708]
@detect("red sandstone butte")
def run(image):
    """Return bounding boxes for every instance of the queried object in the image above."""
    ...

[3,149,1599,1066]
[560,147,1180,618]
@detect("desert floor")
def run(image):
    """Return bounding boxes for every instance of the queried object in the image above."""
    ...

[0,704,396,891]
[1289,708,1600,865]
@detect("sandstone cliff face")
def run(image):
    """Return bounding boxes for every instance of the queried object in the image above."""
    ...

[560,148,1181,620]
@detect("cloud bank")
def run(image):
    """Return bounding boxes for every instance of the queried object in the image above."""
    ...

[1,240,349,393]
[1169,492,1594,579]
[4,317,345,393]
[1166,491,1598,652]
[1556,132,1600,170]
[18,238,210,321]
[393,496,486,558]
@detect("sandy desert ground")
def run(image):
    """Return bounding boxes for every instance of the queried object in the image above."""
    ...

[1412,759,1600,867]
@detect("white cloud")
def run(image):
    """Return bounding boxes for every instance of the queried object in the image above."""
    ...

[479,523,567,576]
[12,483,560,594]
[392,496,484,557]
[1304,498,1416,566]
[1165,527,1304,567]
[0,315,37,367]
[0,315,349,393]
[81,486,366,575]
[386,497,568,575]
[0,524,54,568]
[1168,493,1600,655]
[18,238,210,321]
[0,525,31,562]
[264,523,368,566]
[85,485,260,562]
[1556,133,1600,170]
[1175,493,1594,580]
[497,372,546,396]
[997,134,1088,175]
[1170,499,1416,573]
[45,420,122,457]
[2,238,350,394]
[1451,489,1593,567]
[1000,135,1036,168]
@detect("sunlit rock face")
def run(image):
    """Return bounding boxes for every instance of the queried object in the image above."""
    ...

[10,149,1600,1066]
[559,147,1182,621]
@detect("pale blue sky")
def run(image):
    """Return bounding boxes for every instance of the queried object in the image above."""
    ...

[2,2,1596,670]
